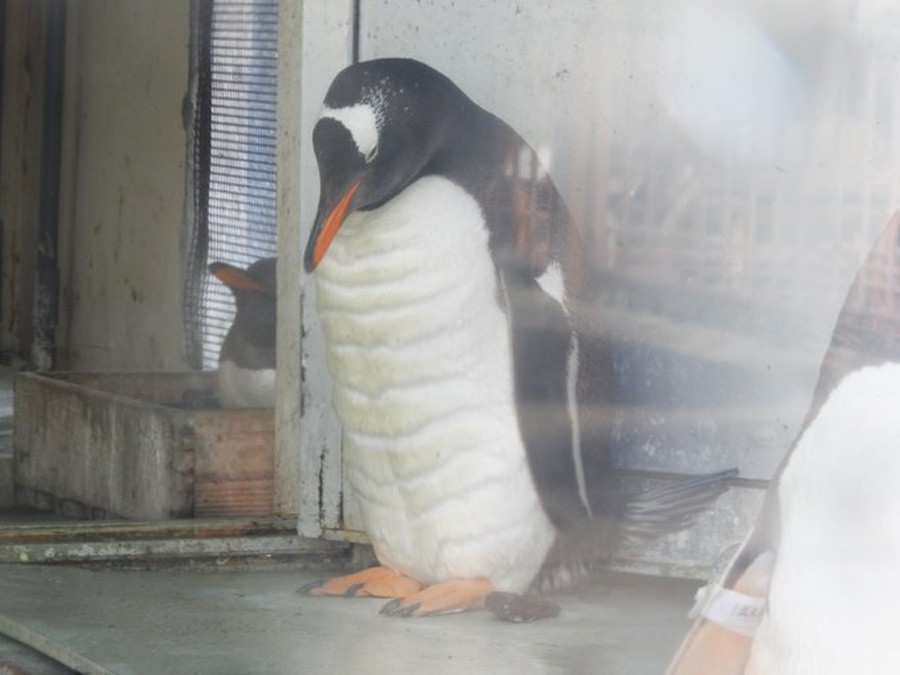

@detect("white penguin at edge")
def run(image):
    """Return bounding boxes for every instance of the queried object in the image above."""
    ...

[746,362,900,674]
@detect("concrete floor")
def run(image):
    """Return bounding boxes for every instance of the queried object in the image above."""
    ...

[0,367,701,673]
[0,632,74,674]
[0,564,698,674]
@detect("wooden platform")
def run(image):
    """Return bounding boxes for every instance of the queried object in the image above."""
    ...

[13,372,275,520]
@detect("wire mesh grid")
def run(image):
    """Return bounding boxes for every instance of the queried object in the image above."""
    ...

[186,0,278,371]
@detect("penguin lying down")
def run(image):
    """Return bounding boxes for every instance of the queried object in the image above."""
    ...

[666,212,900,673]
[208,257,277,409]
[301,58,734,620]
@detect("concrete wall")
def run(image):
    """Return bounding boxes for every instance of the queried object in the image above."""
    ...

[0,1,49,365]
[58,0,191,371]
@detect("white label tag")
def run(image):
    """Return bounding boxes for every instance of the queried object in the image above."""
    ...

[696,584,766,637]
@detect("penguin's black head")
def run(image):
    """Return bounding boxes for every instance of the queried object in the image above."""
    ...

[304,58,469,272]
[209,258,277,345]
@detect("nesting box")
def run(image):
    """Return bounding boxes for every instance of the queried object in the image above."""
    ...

[13,372,274,520]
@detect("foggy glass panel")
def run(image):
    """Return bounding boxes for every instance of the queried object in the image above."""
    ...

[358,0,900,480]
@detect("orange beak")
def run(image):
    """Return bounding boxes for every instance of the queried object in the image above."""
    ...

[208,262,264,292]
[304,179,362,272]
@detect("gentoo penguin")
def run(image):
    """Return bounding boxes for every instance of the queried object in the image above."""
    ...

[301,58,733,619]
[209,257,277,408]
[667,211,900,673]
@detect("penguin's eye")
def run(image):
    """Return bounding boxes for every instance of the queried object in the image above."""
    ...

[364,146,378,164]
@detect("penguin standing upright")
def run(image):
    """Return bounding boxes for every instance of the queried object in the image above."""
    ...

[667,212,900,673]
[209,257,277,409]
[301,58,732,618]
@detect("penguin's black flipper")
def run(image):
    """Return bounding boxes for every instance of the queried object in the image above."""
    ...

[504,272,591,530]
[615,468,738,546]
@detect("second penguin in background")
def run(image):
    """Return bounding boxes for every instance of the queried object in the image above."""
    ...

[209,257,277,409]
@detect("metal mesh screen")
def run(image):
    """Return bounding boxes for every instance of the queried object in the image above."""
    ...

[185,0,278,370]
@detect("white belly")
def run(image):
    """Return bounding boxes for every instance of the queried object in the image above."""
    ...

[747,363,900,674]
[314,175,556,592]
[217,360,276,408]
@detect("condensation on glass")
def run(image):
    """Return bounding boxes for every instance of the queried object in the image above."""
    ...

[350,0,900,480]
[292,1,900,566]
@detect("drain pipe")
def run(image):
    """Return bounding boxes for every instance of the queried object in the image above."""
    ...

[31,0,66,370]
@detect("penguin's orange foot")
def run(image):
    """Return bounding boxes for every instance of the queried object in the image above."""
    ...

[379,578,494,617]
[298,566,424,598]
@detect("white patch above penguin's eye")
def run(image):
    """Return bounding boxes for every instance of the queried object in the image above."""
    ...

[320,104,380,160]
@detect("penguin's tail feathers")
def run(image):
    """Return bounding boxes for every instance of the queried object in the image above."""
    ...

[531,468,737,594]
[617,468,738,546]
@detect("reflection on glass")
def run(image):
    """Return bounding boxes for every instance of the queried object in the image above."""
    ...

[359,0,900,482]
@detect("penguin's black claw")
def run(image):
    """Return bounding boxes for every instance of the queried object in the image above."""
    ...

[296,566,423,598]
[485,591,561,623]
[379,598,420,618]
[382,578,494,616]
[297,579,369,598]
[297,579,326,595]
[343,582,366,597]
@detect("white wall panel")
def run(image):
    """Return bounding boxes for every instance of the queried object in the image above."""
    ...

[61,0,191,372]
